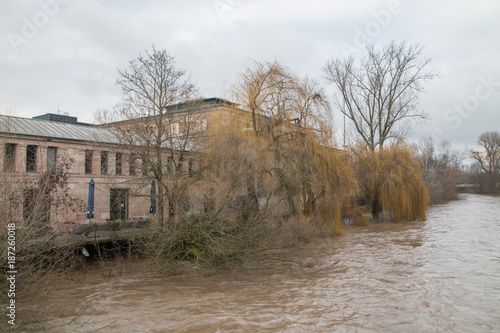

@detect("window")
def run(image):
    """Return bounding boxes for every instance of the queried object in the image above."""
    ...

[257,174,265,198]
[142,158,148,176]
[23,188,50,222]
[4,143,16,172]
[167,157,173,174]
[101,151,108,175]
[188,160,194,177]
[110,189,128,220]
[23,188,36,222]
[194,119,208,132]
[170,123,180,136]
[129,154,137,176]
[115,153,122,175]
[47,147,57,170]
[26,145,37,172]
[85,150,93,174]
[177,157,183,174]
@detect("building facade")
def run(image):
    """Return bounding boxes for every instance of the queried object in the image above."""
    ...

[0,98,242,227]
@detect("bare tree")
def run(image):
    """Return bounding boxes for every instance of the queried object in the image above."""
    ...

[471,131,500,194]
[323,41,437,151]
[98,46,200,228]
[0,152,84,302]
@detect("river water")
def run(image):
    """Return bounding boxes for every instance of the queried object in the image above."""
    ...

[19,194,500,332]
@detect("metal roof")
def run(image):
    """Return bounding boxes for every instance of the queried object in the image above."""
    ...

[0,115,120,144]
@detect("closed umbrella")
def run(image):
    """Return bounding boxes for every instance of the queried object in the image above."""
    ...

[87,178,95,219]
[149,180,156,215]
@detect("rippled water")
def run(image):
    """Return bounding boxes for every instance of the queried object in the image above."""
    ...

[19,194,500,332]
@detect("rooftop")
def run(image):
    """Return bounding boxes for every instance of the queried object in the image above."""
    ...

[0,114,119,144]
[0,98,239,145]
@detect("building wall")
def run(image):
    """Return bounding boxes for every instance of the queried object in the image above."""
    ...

[0,135,152,225]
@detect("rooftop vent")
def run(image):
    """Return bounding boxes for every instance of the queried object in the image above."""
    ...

[33,113,78,124]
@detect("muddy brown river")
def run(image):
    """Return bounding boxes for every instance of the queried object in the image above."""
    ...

[17,194,500,332]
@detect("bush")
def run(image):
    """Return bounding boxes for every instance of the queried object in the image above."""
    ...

[155,214,245,268]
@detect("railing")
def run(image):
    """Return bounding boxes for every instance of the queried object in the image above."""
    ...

[58,219,151,244]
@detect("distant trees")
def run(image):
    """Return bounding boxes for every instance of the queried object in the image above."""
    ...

[416,138,465,204]
[323,41,437,151]
[470,131,500,194]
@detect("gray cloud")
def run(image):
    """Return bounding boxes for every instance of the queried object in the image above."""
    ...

[1,0,499,151]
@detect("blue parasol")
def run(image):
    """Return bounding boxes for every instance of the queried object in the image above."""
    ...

[87,178,95,219]
[149,180,156,215]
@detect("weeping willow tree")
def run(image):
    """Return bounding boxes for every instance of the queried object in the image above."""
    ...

[199,104,360,237]
[196,110,273,220]
[352,143,430,222]
[219,60,361,234]
[305,138,363,232]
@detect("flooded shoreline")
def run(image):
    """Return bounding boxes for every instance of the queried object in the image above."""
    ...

[12,194,500,332]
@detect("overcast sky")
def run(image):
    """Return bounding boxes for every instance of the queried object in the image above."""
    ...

[1,0,499,151]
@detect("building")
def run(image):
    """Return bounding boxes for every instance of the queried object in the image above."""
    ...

[0,98,244,227]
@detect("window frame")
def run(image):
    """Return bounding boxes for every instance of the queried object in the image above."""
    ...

[4,143,16,172]
[85,150,93,174]
[115,152,122,175]
[26,145,38,173]
[101,151,109,175]
[47,146,57,170]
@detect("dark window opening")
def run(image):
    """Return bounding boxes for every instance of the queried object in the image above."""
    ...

[4,143,16,172]
[142,158,148,176]
[23,188,36,222]
[85,150,93,174]
[168,198,175,218]
[177,157,183,174]
[129,154,137,176]
[26,145,37,172]
[23,188,50,223]
[110,188,128,220]
[101,151,108,175]
[204,189,215,213]
[167,157,172,174]
[188,160,193,177]
[115,153,122,175]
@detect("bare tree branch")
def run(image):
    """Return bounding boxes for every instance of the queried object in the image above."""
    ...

[324,41,437,150]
